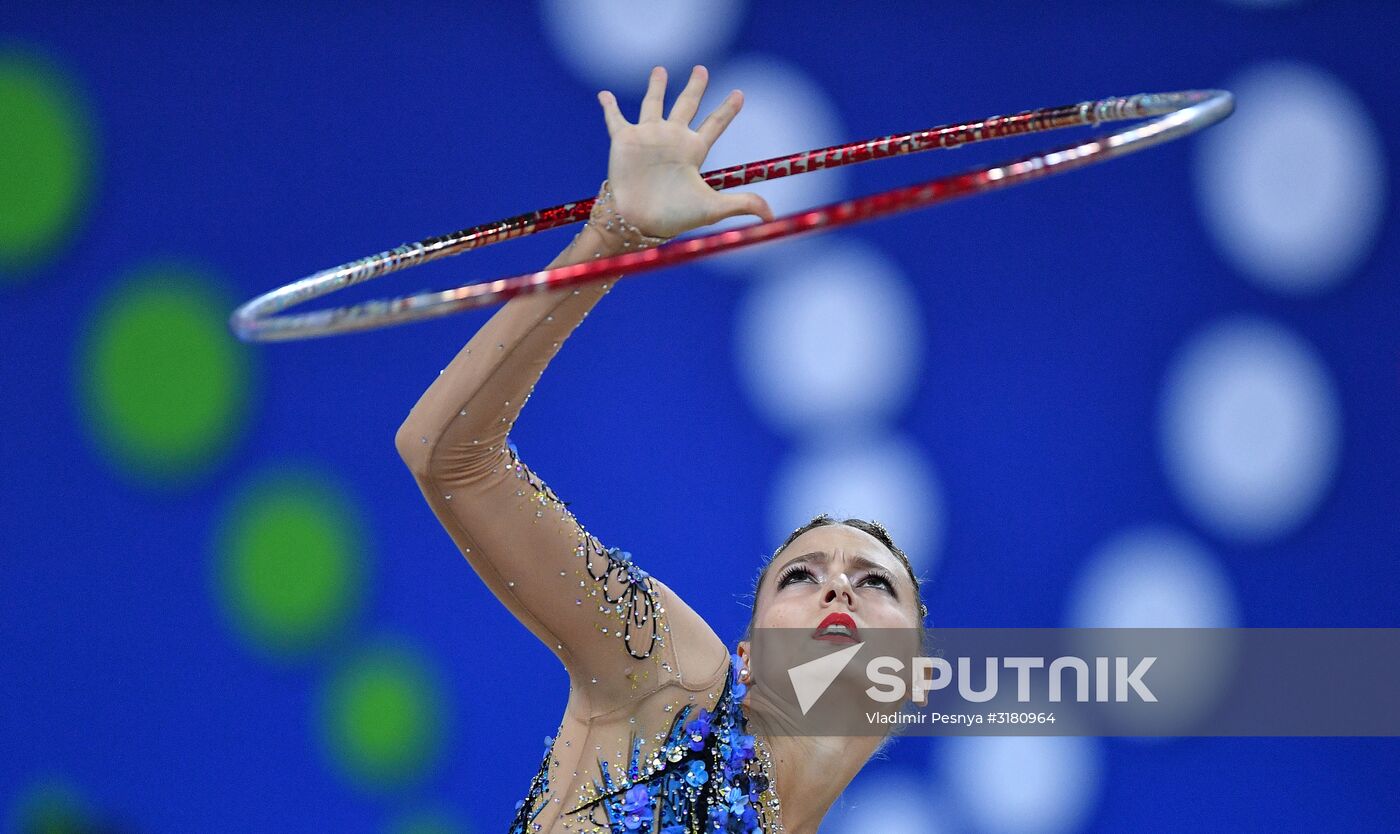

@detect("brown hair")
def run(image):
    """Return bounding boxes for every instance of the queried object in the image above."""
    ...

[742,513,928,640]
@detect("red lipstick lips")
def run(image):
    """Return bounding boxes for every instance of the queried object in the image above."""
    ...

[814,612,860,644]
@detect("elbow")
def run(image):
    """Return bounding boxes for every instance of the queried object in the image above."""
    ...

[395,417,434,477]
[395,415,503,482]
[395,368,512,479]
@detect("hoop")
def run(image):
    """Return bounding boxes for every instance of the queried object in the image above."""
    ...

[229,90,1232,342]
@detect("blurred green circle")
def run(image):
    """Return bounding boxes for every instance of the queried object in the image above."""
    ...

[78,263,253,486]
[9,778,92,834]
[0,50,95,276]
[387,809,472,834]
[321,641,446,790]
[214,468,366,658]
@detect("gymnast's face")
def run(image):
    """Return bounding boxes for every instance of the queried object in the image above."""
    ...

[749,524,921,638]
[736,523,926,709]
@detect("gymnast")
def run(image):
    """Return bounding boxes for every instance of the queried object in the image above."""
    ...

[395,65,929,834]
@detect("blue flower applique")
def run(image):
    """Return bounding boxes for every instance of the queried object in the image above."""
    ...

[619,783,652,831]
[684,760,707,788]
[685,708,713,751]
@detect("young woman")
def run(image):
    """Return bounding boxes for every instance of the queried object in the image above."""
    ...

[396,65,927,834]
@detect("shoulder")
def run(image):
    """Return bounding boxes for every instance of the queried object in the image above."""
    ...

[568,575,730,715]
[651,576,731,691]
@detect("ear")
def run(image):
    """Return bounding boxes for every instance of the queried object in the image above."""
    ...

[909,636,930,708]
[911,684,929,709]
[736,640,750,668]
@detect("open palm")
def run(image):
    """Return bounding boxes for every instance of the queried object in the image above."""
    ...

[598,65,775,240]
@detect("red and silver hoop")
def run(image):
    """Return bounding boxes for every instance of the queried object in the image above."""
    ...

[230,89,1233,343]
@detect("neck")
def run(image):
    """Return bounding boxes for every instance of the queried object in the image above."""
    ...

[744,696,886,834]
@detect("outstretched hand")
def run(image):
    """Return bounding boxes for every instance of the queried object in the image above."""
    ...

[597,65,775,240]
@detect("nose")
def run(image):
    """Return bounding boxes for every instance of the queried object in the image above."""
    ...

[822,571,855,608]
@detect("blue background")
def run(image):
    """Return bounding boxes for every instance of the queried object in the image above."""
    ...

[2,2,1397,832]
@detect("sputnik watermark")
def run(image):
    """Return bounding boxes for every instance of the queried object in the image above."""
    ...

[785,645,1156,716]
[865,655,1157,704]
[748,627,1400,736]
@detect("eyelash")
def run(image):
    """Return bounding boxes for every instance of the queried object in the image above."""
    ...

[776,564,896,593]
[777,564,815,587]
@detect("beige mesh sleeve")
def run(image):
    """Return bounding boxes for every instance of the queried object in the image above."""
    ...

[394,279,728,708]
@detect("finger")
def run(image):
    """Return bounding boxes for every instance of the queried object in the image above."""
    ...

[709,191,775,225]
[667,65,709,125]
[696,90,743,148]
[638,65,667,122]
[597,91,628,137]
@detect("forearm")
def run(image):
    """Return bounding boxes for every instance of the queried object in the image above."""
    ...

[395,221,625,476]
[549,218,625,271]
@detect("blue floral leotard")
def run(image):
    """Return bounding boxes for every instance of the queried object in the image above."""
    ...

[510,652,777,834]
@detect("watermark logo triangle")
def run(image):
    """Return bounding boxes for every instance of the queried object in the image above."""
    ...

[787,643,864,715]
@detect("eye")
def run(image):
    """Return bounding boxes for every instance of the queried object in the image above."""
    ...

[777,564,816,588]
[860,572,896,593]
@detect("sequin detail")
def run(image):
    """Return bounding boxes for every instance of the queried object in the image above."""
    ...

[504,439,664,661]
[510,735,556,833]
[508,657,777,834]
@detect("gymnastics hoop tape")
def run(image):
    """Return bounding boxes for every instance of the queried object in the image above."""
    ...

[230,89,1232,343]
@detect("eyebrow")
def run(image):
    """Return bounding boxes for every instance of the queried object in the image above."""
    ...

[776,550,901,581]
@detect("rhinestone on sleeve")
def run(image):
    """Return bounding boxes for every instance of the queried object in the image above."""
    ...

[503,439,666,661]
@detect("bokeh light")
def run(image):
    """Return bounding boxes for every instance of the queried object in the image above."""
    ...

[386,808,473,834]
[319,641,448,791]
[0,49,95,277]
[9,779,93,834]
[77,263,255,487]
[213,466,368,659]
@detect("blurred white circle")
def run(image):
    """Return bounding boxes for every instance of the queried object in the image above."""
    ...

[1065,525,1240,736]
[1194,60,1386,294]
[941,736,1102,834]
[539,0,745,92]
[768,434,943,581]
[735,237,922,435]
[689,55,847,272]
[1066,525,1239,629]
[1160,317,1341,542]
[826,771,957,834]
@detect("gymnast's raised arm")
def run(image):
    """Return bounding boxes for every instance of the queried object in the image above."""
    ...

[394,66,773,710]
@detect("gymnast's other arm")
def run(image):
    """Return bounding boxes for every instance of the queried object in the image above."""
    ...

[394,65,774,710]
